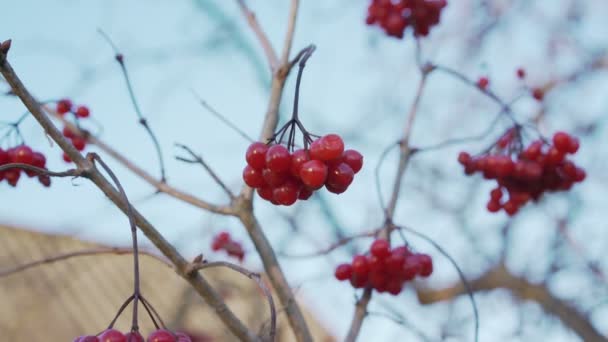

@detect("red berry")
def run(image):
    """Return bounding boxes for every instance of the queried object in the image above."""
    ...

[574,168,586,182]
[245,142,268,170]
[242,165,266,188]
[290,149,310,178]
[309,134,344,161]
[4,169,20,187]
[265,145,291,172]
[342,149,363,173]
[26,152,46,177]
[325,182,348,194]
[516,68,526,79]
[75,105,90,118]
[98,329,126,342]
[147,329,175,342]
[415,254,433,277]
[272,179,300,206]
[125,332,144,342]
[63,126,76,139]
[457,152,471,165]
[216,232,230,244]
[335,263,353,281]
[402,256,421,280]
[298,187,313,200]
[299,160,328,189]
[262,168,288,187]
[487,200,501,213]
[385,252,406,275]
[10,145,34,164]
[57,98,72,114]
[567,137,580,154]
[349,273,368,288]
[256,186,274,201]
[552,132,572,153]
[72,136,87,151]
[38,174,51,187]
[503,200,519,216]
[326,163,354,189]
[532,88,544,101]
[386,280,403,295]
[477,77,489,90]
[175,333,192,342]
[370,239,390,259]
[63,152,72,163]
[351,255,370,276]
[75,337,99,342]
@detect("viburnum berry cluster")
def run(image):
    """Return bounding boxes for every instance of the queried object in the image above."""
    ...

[0,145,50,187]
[211,231,245,261]
[366,0,448,38]
[74,329,192,342]
[334,239,433,295]
[241,45,363,206]
[243,135,363,206]
[56,98,91,162]
[458,129,586,215]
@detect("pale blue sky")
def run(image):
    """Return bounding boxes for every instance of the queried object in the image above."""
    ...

[2,1,608,341]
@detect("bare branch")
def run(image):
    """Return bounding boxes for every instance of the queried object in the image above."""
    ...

[175,143,236,199]
[236,0,279,71]
[187,260,277,342]
[0,247,171,278]
[416,264,608,342]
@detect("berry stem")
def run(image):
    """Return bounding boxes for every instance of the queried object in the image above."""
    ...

[92,154,141,331]
[291,45,316,122]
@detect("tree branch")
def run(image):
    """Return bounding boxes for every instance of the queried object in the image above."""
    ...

[416,264,608,342]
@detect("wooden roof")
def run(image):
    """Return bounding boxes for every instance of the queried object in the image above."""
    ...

[0,225,334,341]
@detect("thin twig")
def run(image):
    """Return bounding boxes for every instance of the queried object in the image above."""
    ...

[187,260,277,342]
[190,89,254,142]
[397,224,479,342]
[0,247,172,278]
[236,0,279,71]
[98,29,167,182]
[174,143,236,199]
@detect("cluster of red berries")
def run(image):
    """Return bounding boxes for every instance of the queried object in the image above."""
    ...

[458,130,585,216]
[0,145,50,187]
[366,0,447,38]
[74,329,192,342]
[334,239,433,295]
[211,232,245,262]
[56,98,91,163]
[242,134,363,206]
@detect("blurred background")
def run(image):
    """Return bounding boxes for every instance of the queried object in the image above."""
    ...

[1,0,607,341]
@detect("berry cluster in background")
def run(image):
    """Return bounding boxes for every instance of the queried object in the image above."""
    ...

[458,130,585,215]
[366,0,448,38]
[0,145,50,187]
[243,134,363,206]
[211,231,245,262]
[334,239,433,295]
[74,329,192,342]
[56,98,91,163]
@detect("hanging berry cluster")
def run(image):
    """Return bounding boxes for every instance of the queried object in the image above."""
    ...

[211,231,245,262]
[241,45,363,206]
[334,239,433,295]
[56,98,91,163]
[74,329,192,342]
[366,0,448,38]
[0,145,50,187]
[458,130,586,216]
[243,136,363,206]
